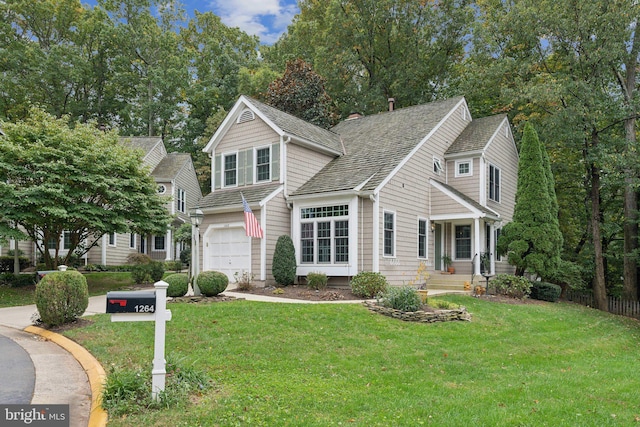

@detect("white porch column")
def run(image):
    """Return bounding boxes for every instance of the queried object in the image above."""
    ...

[490,222,496,275]
[165,228,172,261]
[474,218,481,275]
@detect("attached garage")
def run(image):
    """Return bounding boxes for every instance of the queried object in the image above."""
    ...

[203,225,251,282]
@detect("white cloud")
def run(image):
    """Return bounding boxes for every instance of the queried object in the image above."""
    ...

[209,0,298,44]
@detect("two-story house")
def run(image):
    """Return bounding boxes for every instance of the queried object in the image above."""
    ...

[196,95,518,286]
[1,136,202,267]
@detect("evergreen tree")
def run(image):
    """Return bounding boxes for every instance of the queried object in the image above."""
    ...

[497,123,563,277]
[272,235,297,286]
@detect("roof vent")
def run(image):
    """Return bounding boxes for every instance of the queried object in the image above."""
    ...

[237,109,255,124]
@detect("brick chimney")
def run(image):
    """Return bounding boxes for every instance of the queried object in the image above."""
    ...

[388,98,395,112]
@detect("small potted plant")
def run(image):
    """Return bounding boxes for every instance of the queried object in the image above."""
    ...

[442,254,454,274]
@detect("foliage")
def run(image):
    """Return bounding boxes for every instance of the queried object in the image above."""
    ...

[497,123,562,277]
[350,271,388,298]
[164,260,182,273]
[0,108,171,269]
[196,271,228,296]
[430,299,460,310]
[173,223,191,248]
[102,353,210,417]
[272,235,297,286]
[441,254,453,269]
[164,273,189,298]
[0,272,36,288]
[306,272,328,290]
[127,254,152,265]
[377,285,421,312]
[179,248,191,266]
[490,274,532,300]
[265,59,337,128]
[530,282,562,302]
[407,261,430,288]
[35,270,88,326]
[233,270,254,291]
[0,256,30,273]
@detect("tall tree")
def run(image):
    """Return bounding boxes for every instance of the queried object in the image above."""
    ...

[498,123,563,277]
[0,108,171,269]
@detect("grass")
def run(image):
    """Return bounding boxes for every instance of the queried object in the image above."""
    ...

[63,295,640,426]
[0,272,137,308]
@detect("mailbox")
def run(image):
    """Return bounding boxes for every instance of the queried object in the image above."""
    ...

[106,290,156,314]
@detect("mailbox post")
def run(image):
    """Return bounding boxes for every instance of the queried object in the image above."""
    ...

[106,281,172,400]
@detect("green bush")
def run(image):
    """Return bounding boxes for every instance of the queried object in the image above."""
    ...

[179,248,191,266]
[431,299,460,310]
[0,273,36,287]
[35,270,88,326]
[165,260,183,272]
[196,271,228,296]
[149,261,165,282]
[350,272,388,298]
[378,286,421,312]
[0,256,31,272]
[165,273,189,297]
[130,264,151,284]
[306,272,328,290]
[272,235,297,286]
[491,274,532,299]
[127,253,152,265]
[530,281,562,302]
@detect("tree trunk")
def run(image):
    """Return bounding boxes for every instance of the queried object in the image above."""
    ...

[13,241,20,274]
[590,155,607,311]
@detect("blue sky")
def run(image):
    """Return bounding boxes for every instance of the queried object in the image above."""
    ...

[83,1,300,44]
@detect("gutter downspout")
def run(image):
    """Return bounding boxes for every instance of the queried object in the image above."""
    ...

[371,193,380,273]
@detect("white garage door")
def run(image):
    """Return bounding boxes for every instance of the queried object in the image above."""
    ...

[204,227,251,282]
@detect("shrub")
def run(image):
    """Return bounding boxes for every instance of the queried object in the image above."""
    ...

[131,264,151,284]
[0,256,30,273]
[179,248,191,266]
[165,260,183,272]
[378,286,421,312]
[306,272,328,290]
[127,253,152,265]
[530,281,562,302]
[196,271,228,296]
[491,274,532,299]
[165,273,189,297]
[35,270,88,326]
[350,272,388,298]
[272,235,296,286]
[233,270,254,291]
[431,299,460,310]
[0,273,36,287]
[149,261,165,282]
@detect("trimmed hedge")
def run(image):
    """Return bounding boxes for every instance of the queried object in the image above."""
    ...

[196,271,228,297]
[165,273,189,297]
[306,272,328,290]
[35,271,88,326]
[272,235,297,286]
[530,281,562,302]
[0,256,30,273]
[350,272,388,298]
[0,273,37,287]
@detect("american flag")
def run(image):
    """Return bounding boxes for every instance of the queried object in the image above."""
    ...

[242,194,264,238]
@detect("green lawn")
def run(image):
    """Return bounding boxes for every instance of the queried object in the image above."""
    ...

[64,295,640,426]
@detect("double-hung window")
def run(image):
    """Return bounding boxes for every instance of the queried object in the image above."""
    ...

[177,188,186,213]
[455,159,472,177]
[455,225,471,259]
[108,232,116,247]
[489,164,501,202]
[255,147,270,182]
[153,235,165,251]
[384,211,395,257]
[418,219,427,259]
[223,153,237,187]
[300,205,349,264]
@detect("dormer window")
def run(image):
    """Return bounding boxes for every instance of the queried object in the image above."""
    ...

[433,157,443,175]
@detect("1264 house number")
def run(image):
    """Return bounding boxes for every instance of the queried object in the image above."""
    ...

[135,304,155,313]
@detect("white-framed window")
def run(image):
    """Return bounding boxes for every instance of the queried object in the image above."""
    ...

[418,218,428,259]
[223,152,237,187]
[108,232,116,247]
[153,235,165,251]
[63,231,72,250]
[300,205,349,264]
[383,211,395,257]
[433,157,443,175]
[455,159,472,177]
[129,233,136,249]
[177,188,186,213]
[455,225,471,259]
[255,146,271,183]
[495,228,502,261]
[489,164,501,202]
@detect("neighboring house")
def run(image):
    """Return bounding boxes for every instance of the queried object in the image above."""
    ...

[197,95,518,286]
[0,136,202,267]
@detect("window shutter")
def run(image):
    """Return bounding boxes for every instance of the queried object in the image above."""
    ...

[272,143,280,181]
[245,148,253,184]
[214,155,221,189]
[237,150,245,186]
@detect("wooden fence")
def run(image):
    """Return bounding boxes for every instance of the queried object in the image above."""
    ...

[565,290,640,319]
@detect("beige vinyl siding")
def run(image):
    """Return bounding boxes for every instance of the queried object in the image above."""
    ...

[285,142,334,193]
[358,197,374,273]
[143,142,167,172]
[85,233,139,266]
[219,117,280,152]
[263,194,291,285]
[484,121,518,223]
[447,157,481,203]
[431,103,473,181]
[173,159,203,222]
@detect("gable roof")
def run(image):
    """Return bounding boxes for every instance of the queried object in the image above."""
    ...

[203,96,344,156]
[431,179,500,220]
[291,96,465,196]
[151,152,192,181]
[445,114,508,156]
[198,183,283,212]
[119,136,163,157]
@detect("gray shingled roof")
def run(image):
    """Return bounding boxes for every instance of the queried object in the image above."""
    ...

[446,114,506,155]
[433,179,499,218]
[292,96,465,196]
[198,183,282,210]
[119,136,163,156]
[151,152,191,180]
[244,97,344,154]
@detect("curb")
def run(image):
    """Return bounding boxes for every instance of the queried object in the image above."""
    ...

[24,326,108,427]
